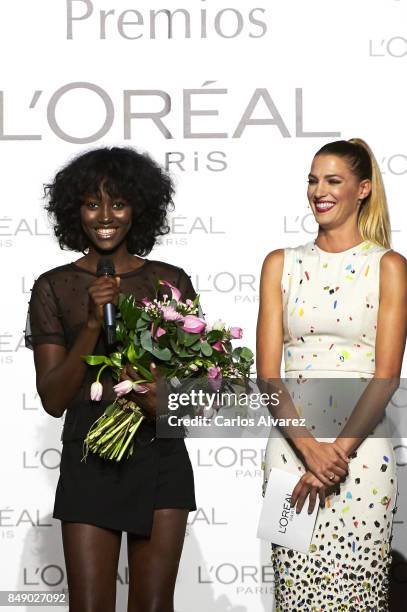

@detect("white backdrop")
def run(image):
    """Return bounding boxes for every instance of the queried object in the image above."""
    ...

[2,1,407,610]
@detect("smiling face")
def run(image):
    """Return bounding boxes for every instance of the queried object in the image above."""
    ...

[79,182,133,252]
[307,154,371,227]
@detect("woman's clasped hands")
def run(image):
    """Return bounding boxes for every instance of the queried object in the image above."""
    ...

[290,438,350,515]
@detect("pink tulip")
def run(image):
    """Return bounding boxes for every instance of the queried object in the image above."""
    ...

[132,384,148,394]
[161,305,183,321]
[90,381,103,401]
[159,279,182,302]
[113,379,133,397]
[182,315,206,334]
[207,366,222,391]
[212,341,226,353]
[230,327,243,339]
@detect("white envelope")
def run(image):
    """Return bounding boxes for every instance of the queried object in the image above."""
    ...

[257,467,319,554]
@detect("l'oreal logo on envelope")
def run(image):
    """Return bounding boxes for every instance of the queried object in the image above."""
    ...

[278,494,295,533]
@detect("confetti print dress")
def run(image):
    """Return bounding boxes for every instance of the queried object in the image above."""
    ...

[262,239,397,612]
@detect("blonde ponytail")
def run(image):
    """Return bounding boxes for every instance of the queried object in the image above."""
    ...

[348,138,391,249]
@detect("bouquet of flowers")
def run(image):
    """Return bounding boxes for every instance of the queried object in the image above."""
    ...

[81,280,254,462]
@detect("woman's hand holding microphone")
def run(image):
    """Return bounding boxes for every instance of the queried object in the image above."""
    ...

[86,274,121,329]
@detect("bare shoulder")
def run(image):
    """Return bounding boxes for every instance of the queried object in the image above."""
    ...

[380,249,407,277]
[261,248,285,273]
[259,249,285,293]
[380,250,407,300]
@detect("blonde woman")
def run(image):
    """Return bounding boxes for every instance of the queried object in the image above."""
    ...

[257,139,407,610]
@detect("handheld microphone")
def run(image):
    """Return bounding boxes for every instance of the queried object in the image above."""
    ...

[96,257,116,346]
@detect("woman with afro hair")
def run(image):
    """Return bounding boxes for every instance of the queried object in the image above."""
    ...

[24,146,198,612]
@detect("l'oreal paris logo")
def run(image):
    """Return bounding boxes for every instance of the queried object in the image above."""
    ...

[278,494,294,534]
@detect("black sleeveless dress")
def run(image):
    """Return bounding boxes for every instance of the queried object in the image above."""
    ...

[24,258,197,535]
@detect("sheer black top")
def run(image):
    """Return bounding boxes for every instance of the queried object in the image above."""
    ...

[24,259,197,441]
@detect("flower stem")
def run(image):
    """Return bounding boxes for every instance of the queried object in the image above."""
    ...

[99,426,127,455]
[86,414,118,440]
[109,415,134,458]
[97,414,133,444]
[96,363,109,383]
[116,416,144,461]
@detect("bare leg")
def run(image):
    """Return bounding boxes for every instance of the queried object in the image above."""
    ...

[126,509,189,612]
[61,521,122,612]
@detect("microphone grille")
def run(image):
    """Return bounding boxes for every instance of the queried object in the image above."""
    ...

[96,257,115,277]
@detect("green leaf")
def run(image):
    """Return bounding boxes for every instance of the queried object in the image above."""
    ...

[178,349,193,358]
[127,343,137,364]
[207,330,223,343]
[126,311,140,330]
[140,329,153,351]
[201,342,213,357]
[232,347,242,360]
[240,347,254,362]
[133,363,154,381]
[115,320,126,343]
[104,402,118,417]
[170,338,181,355]
[192,294,201,309]
[82,355,111,365]
[184,333,200,347]
[109,352,122,368]
[119,295,141,329]
[177,327,186,344]
[151,345,172,361]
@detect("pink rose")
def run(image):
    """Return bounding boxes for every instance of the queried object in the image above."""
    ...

[230,327,243,339]
[212,341,226,353]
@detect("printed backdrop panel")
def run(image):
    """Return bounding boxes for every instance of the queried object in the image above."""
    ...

[1,1,406,610]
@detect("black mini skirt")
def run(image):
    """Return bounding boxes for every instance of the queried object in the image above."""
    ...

[53,424,196,536]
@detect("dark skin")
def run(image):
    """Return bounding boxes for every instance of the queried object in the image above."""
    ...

[33,183,189,612]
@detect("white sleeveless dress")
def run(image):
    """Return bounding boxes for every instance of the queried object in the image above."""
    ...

[263,239,397,611]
